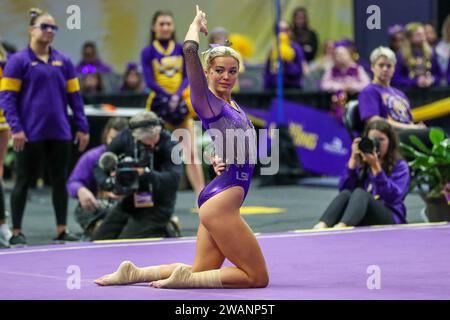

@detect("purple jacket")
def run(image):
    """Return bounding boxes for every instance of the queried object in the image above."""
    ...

[0,46,89,140]
[391,50,441,88]
[338,160,410,224]
[264,41,305,90]
[67,144,106,198]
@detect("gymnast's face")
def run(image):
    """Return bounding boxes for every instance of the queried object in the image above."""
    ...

[206,56,239,96]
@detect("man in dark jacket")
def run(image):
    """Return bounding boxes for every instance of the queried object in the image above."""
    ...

[92,111,182,240]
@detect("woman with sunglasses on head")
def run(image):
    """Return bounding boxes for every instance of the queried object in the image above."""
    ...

[95,5,268,289]
[141,10,205,199]
[0,8,89,246]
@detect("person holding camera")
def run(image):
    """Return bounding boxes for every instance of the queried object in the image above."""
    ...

[66,118,128,238]
[313,120,410,229]
[90,111,182,240]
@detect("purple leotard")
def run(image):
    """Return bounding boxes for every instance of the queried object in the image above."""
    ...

[182,40,257,208]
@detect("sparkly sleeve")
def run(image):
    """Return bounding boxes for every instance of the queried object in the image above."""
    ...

[182,40,223,119]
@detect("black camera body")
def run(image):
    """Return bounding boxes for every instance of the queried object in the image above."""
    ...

[358,137,380,154]
[114,157,141,195]
[101,154,141,195]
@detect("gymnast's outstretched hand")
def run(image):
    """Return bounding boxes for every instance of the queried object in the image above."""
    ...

[192,5,208,36]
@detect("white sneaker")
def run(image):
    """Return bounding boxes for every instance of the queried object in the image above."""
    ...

[0,223,12,247]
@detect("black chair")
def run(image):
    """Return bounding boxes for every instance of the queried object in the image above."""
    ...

[343,100,365,138]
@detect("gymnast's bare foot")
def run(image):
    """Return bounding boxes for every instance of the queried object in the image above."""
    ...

[95,260,140,286]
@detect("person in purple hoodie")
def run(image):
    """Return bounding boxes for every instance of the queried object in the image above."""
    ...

[313,120,410,229]
[0,8,90,246]
[67,118,127,238]
[391,22,441,88]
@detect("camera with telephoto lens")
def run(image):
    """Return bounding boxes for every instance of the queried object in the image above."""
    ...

[358,137,380,154]
[99,152,141,195]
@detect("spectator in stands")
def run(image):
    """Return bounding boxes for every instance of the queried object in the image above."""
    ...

[313,119,409,228]
[80,71,104,94]
[76,41,113,75]
[0,8,89,246]
[320,42,370,94]
[303,40,334,90]
[424,22,438,48]
[208,27,229,46]
[291,7,318,62]
[91,111,182,240]
[436,15,450,85]
[391,22,441,88]
[141,10,205,199]
[388,24,406,54]
[335,38,372,77]
[67,118,128,238]
[359,46,432,147]
[309,40,334,73]
[264,20,308,90]
[120,62,145,93]
[0,42,12,247]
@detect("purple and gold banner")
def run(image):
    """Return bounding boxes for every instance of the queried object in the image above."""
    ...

[248,100,352,177]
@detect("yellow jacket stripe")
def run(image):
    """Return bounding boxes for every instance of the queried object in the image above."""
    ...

[0,77,22,92]
[66,78,80,93]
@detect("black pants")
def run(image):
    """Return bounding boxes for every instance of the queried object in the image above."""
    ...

[320,188,395,227]
[91,203,172,240]
[11,140,71,229]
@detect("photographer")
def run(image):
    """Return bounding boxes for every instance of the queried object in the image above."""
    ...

[67,118,128,238]
[313,120,410,228]
[91,111,182,240]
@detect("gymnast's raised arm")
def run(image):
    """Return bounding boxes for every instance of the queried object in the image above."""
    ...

[182,5,222,119]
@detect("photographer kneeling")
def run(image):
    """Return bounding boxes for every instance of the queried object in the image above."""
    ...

[313,120,410,228]
[91,111,182,240]
[67,118,128,238]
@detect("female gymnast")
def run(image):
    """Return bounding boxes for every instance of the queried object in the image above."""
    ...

[95,5,269,289]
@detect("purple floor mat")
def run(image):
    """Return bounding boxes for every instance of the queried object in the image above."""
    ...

[1,224,449,300]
